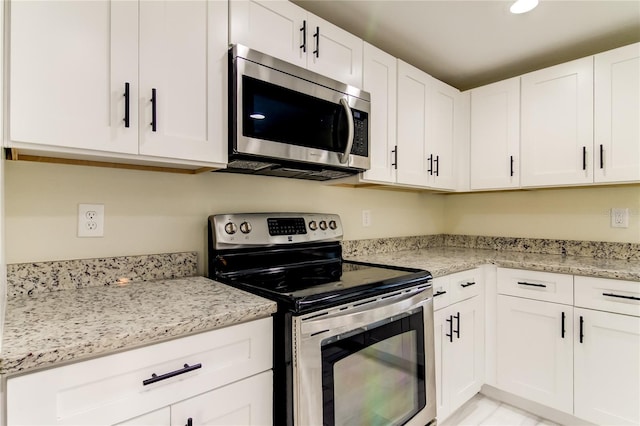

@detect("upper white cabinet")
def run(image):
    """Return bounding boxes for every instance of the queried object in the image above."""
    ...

[594,42,640,183]
[229,0,363,87]
[520,57,594,187]
[397,60,460,190]
[361,42,397,184]
[470,77,520,190]
[9,0,228,165]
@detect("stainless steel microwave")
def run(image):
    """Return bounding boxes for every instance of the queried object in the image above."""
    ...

[227,44,371,180]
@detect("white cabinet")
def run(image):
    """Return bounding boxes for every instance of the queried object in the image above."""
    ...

[594,42,640,183]
[433,269,484,422]
[6,318,273,425]
[397,60,460,190]
[521,57,594,187]
[9,0,227,165]
[229,0,362,87]
[470,77,520,190]
[360,42,397,184]
[573,276,640,425]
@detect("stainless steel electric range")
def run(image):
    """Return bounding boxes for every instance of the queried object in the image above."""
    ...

[208,213,436,426]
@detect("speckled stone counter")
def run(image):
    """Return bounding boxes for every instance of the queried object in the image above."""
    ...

[346,246,640,281]
[1,276,277,376]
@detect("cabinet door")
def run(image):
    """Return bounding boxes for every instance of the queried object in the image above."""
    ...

[521,57,593,187]
[496,295,573,413]
[229,0,307,69]
[397,61,429,187]
[138,0,227,163]
[9,0,138,154]
[433,308,449,420]
[427,79,459,190]
[445,296,485,414]
[171,371,272,426]
[594,42,640,183]
[361,43,397,184]
[470,77,520,190]
[574,308,640,425]
[306,15,363,87]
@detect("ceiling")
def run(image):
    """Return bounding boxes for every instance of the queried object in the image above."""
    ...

[291,0,640,91]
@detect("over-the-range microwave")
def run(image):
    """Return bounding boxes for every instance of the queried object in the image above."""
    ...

[225,44,371,181]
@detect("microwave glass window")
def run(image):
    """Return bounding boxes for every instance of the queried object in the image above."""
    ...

[242,76,350,152]
[321,310,426,426]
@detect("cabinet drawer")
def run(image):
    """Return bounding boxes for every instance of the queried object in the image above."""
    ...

[575,276,640,317]
[432,276,451,311]
[497,268,573,304]
[7,317,273,426]
[448,269,483,304]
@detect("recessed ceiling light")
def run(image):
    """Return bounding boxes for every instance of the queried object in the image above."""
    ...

[510,0,539,14]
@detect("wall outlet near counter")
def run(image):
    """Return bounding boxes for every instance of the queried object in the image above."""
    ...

[362,210,372,227]
[610,208,629,228]
[78,203,104,237]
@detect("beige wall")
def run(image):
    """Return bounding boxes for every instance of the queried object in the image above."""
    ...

[4,161,445,273]
[444,185,640,243]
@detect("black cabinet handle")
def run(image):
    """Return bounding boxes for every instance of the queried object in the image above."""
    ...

[434,290,447,297]
[427,154,433,175]
[123,82,130,128]
[517,281,546,288]
[391,146,398,170]
[561,311,566,338]
[461,281,476,288]
[142,363,202,386]
[186,418,193,426]
[603,292,640,301]
[599,144,604,169]
[300,20,306,52]
[313,26,320,58]
[150,88,157,132]
[579,316,584,343]
[454,312,460,338]
[445,315,453,342]
[434,155,440,176]
[510,155,514,177]
[582,146,587,170]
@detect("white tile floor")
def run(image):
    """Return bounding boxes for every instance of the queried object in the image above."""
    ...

[440,394,559,426]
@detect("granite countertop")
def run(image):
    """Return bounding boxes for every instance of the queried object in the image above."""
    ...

[346,246,640,281]
[1,276,277,376]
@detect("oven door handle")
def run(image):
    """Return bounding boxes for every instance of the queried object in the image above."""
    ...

[299,286,432,336]
[339,97,354,164]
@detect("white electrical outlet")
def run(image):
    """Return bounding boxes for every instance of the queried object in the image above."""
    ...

[362,210,372,227]
[78,204,105,237]
[610,208,629,228]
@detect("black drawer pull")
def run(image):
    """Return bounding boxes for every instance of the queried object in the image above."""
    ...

[582,146,587,170]
[391,146,398,169]
[517,281,546,288]
[579,316,584,343]
[434,155,440,176]
[186,418,193,426]
[461,282,476,288]
[123,82,130,128]
[313,26,320,58]
[599,144,604,169]
[300,20,307,52]
[150,88,157,132]
[445,315,453,342]
[434,290,447,297]
[143,363,202,386]
[510,155,514,177]
[427,154,433,175]
[602,292,640,301]
[454,312,460,338]
[561,311,566,338]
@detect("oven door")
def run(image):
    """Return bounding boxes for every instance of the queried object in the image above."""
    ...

[293,285,436,426]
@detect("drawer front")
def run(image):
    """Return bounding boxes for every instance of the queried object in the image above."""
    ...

[432,276,451,311]
[575,276,640,316]
[7,317,273,426]
[497,268,573,304]
[448,268,483,304]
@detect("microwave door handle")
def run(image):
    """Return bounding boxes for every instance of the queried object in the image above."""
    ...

[339,98,354,164]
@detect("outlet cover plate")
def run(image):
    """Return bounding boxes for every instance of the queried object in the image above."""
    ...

[78,204,104,237]
[610,208,629,228]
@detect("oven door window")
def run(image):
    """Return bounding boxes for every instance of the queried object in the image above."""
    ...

[242,75,350,152]
[321,310,426,426]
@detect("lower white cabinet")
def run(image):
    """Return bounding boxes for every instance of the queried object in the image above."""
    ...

[433,269,484,422]
[6,318,273,426]
[496,295,573,413]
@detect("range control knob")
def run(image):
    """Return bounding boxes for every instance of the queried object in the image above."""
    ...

[319,220,328,230]
[224,222,237,235]
[329,220,337,230]
[308,220,318,231]
[240,221,252,234]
